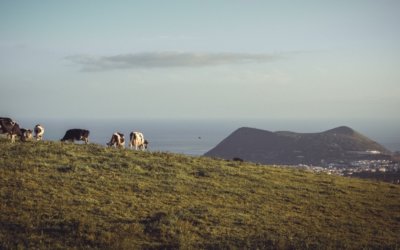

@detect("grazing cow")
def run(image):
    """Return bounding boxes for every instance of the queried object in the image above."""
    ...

[20,128,33,141]
[129,132,148,150]
[0,117,15,136]
[34,124,45,141]
[0,119,22,143]
[107,132,125,148]
[0,117,15,125]
[61,129,90,144]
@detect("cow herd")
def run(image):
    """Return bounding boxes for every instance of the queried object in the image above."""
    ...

[0,117,148,150]
[106,131,148,150]
[0,117,44,143]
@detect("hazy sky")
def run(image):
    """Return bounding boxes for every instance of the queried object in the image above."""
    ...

[1,0,399,122]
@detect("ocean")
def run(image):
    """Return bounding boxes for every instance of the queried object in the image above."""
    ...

[16,118,400,155]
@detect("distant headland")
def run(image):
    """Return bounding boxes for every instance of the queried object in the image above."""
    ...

[205,126,393,167]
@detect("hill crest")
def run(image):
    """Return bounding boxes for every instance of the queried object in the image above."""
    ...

[324,125,355,135]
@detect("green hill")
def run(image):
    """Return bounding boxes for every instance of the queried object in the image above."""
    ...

[1,139,399,249]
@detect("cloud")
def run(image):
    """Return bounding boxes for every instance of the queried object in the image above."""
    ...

[66,51,284,71]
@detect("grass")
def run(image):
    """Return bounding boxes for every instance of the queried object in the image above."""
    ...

[0,139,399,249]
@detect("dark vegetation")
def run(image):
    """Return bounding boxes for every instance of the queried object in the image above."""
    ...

[205,126,392,165]
[1,139,400,249]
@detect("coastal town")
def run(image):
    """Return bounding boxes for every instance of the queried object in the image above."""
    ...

[298,156,400,184]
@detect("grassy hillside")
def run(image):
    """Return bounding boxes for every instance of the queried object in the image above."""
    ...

[1,139,399,249]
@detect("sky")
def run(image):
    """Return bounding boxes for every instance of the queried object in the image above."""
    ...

[1,0,400,123]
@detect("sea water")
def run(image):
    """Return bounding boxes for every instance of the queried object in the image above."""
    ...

[17,118,233,155]
[16,118,400,155]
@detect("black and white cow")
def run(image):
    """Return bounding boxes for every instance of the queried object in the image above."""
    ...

[0,119,22,143]
[129,132,148,150]
[107,132,125,148]
[0,117,15,136]
[61,129,90,144]
[20,128,33,141]
[0,117,15,125]
[34,124,45,141]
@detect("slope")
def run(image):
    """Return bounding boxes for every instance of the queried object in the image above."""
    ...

[0,139,399,249]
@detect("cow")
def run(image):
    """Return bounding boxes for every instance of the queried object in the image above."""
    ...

[20,128,33,141]
[107,132,125,148]
[0,117,15,137]
[0,119,22,143]
[129,132,148,150]
[34,124,45,141]
[61,129,90,144]
[0,117,15,125]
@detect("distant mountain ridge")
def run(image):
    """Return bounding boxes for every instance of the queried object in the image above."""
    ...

[205,126,391,166]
